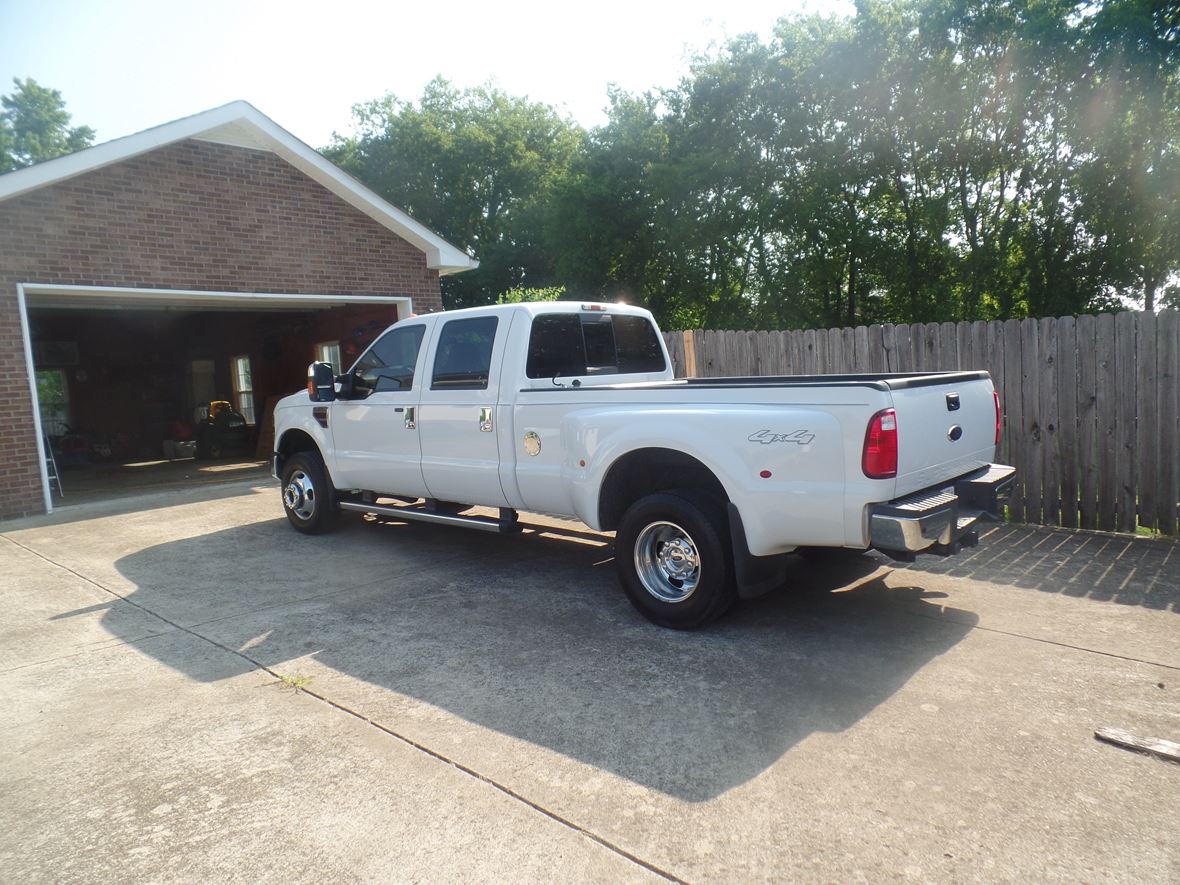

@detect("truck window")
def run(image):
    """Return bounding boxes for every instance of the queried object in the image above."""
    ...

[613,315,666,373]
[432,316,499,390]
[525,313,667,379]
[525,314,583,378]
[581,314,618,372]
[352,324,426,395]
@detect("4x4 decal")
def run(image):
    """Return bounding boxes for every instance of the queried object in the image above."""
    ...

[748,429,815,446]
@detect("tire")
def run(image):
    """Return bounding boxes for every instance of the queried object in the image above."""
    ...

[280,451,339,534]
[614,490,737,629]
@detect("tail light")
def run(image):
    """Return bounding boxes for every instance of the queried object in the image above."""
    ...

[862,408,898,479]
[993,391,1002,446]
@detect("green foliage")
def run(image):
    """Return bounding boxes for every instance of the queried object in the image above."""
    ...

[335,2,1177,329]
[0,78,94,172]
[325,77,583,310]
[497,285,564,304]
[35,369,67,404]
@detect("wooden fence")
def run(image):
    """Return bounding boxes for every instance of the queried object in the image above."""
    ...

[663,310,1180,535]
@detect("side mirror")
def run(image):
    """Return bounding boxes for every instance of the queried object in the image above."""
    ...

[306,361,336,402]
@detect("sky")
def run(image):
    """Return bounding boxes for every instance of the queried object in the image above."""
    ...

[0,0,853,149]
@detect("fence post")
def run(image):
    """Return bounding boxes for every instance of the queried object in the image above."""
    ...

[682,330,698,378]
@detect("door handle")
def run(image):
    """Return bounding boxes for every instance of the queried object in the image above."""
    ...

[479,407,493,432]
[404,407,416,430]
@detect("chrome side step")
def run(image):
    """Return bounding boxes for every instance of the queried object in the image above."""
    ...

[339,500,521,534]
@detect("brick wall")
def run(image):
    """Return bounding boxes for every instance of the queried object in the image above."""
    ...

[0,138,446,519]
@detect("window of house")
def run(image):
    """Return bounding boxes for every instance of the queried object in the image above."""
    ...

[231,355,255,424]
[315,341,341,372]
[36,369,70,437]
[432,316,499,389]
[525,314,666,379]
[352,324,426,395]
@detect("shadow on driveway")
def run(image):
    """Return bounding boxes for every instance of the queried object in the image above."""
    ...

[900,524,1180,613]
[88,512,978,802]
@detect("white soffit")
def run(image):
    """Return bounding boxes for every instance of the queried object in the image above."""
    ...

[21,284,411,313]
[0,101,478,276]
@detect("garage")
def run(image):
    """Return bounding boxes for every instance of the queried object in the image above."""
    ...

[0,101,476,520]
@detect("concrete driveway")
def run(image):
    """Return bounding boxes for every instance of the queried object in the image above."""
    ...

[2,481,1177,882]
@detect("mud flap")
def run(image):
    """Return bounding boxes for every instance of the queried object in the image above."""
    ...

[727,503,791,599]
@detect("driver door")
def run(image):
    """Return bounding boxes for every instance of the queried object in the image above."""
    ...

[330,323,429,498]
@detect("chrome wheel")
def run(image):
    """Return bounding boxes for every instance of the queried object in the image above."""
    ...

[283,470,317,521]
[633,520,701,604]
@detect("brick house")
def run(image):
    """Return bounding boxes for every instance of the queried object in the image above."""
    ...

[0,101,476,520]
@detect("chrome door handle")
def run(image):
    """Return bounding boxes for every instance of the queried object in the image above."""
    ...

[404,407,416,430]
[479,407,493,432]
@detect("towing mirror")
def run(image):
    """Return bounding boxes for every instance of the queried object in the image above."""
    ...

[306,361,336,402]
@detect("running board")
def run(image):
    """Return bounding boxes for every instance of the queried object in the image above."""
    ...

[339,501,521,534]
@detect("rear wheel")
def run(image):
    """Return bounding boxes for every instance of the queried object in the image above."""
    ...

[615,491,736,629]
[281,451,338,534]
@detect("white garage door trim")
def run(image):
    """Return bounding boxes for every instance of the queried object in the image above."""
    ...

[17,282,413,513]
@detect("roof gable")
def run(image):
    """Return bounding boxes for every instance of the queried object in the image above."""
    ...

[0,101,477,276]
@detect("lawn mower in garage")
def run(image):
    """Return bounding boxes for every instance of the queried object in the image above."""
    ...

[193,400,250,459]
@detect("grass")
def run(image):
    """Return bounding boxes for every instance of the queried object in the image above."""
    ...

[272,672,313,691]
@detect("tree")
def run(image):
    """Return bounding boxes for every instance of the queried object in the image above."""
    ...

[326,78,583,309]
[0,78,95,172]
[1076,0,1180,311]
[328,2,1177,329]
[497,285,564,304]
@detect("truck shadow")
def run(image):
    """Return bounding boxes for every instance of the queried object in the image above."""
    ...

[104,513,977,802]
[897,524,1180,613]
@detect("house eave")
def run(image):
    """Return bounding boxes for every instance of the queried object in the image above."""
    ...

[0,100,478,275]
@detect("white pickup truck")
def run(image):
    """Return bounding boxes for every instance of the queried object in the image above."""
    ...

[272,301,1013,628]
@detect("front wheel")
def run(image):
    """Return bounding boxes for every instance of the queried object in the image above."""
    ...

[614,491,736,629]
[280,451,338,534]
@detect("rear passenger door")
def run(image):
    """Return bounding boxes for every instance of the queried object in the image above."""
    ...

[418,314,511,508]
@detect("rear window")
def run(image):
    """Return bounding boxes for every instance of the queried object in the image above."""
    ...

[525,314,666,379]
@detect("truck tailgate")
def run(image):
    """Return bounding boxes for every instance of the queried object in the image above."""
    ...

[889,375,997,497]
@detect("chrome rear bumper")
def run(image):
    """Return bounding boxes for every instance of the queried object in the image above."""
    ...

[869,463,1015,560]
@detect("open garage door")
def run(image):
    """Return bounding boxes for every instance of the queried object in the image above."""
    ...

[20,284,410,511]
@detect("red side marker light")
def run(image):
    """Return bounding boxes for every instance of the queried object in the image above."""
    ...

[862,408,898,479]
[759,470,773,479]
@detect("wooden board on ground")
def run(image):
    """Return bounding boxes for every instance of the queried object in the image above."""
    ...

[1095,727,1180,764]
